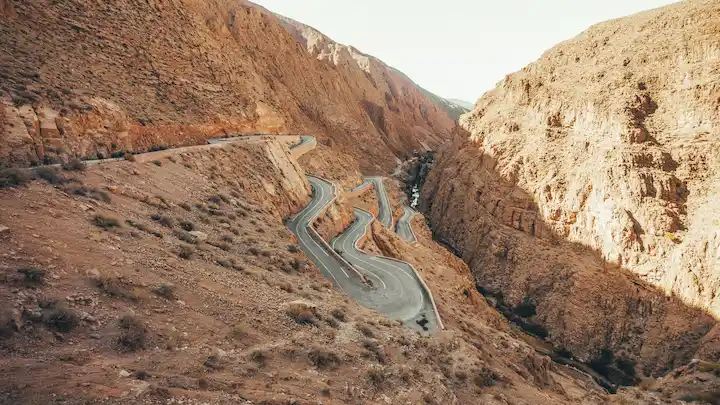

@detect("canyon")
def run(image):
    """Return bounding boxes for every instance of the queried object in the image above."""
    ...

[421,0,720,387]
[1,0,720,404]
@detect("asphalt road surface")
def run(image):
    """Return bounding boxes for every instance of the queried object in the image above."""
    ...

[396,205,418,243]
[332,208,438,330]
[366,176,393,229]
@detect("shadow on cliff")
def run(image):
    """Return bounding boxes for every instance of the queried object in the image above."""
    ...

[418,126,718,390]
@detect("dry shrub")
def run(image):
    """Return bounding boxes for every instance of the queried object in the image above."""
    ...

[17,267,46,285]
[0,168,31,188]
[250,349,267,366]
[356,323,375,338]
[178,244,195,260]
[93,214,120,229]
[331,308,347,322]
[308,346,340,370]
[286,305,316,325]
[42,303,79,333]
[152,283,176,300]
[117,314,147,351]
[62,159,86,171]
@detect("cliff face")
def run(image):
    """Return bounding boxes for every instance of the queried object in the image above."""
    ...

[422,0,720,373]
[0,0,454,170]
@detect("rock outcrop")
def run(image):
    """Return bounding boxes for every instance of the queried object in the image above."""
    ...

[422,0,720,376]
[0,0,455,170]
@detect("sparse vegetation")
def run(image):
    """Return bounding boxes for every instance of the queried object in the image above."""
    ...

[178,244,195,260]
[17,267,46,285]
[61,159,87,171]
[308,346,340,370]
[152,160,162,167]
[331,308,347,322]
[179,202,192,211]
[117,314,147,351]
[93,214,121,229]
[174,230,198,244]
[151,214,174,228]
[356,323,375,337]
[179,219,195,231]
[286,305,316,325]
[250,349,266,366]
[152,283,176,300]
[34,166,66,184]
[0,168,31,188]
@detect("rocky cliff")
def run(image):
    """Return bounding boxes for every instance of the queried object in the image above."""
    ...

[422,0,720,375]
[0,0,454,170]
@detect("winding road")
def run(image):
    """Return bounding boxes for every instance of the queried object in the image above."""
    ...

[285,139,439,331]
[395,205,419,243]
[366,176,393,229]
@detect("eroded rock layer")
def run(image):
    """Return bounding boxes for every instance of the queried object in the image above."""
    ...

[422,0,720,374]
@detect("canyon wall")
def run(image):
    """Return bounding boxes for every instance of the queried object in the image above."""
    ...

[422,0,720,374]
[0,0,455,171]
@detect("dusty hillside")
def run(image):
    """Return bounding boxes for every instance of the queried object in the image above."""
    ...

[0,0,453,171]
[422,0,720,379]
[0,138,677,405]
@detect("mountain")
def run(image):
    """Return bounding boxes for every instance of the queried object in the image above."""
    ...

[0,0,456,172]
[447,98,474,110]
[422,0,720,379]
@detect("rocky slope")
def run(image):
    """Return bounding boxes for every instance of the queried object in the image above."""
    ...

[0,0,455,171]
[0,137,678,405]
[422,0,720,379]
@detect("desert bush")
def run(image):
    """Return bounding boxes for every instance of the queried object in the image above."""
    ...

[34,166,66,184]
[331,308,347,322]
[42,302,79,333]
[174,230,198,244]
[92,275,136,301]
[473,367,497,388]
[117,314,147,351]
[356,323,375,338]
[277,281,294,293]
[208,240,231,251]
[286,306,316,325]
[221,234,234,243]
[17,267,46,285]
[152,160,162,167]
[248,247,260,256]
[250,349,266,366]
[363,339,389,364]
[308,346,340,370]
[151,214,174,228]
[61,159,86,171]
[179,220,195,232]
[366,365,387,388]
[152,283,176,300]
[178,244,195,260]
[0,168,31,188]
[287,245,300,253]
[179,202,192,211]
[93,215,121,229]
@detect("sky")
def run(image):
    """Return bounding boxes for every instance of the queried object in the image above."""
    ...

[253,0,678,103]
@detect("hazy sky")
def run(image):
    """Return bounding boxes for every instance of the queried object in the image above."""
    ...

[253,0,678,103]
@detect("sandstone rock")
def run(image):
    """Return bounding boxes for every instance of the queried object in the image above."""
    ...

[0,225,8,234]
[119,369,132,378]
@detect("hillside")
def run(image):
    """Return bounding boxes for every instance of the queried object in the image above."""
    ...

[422,0,720,378]
[0,0,455,172]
